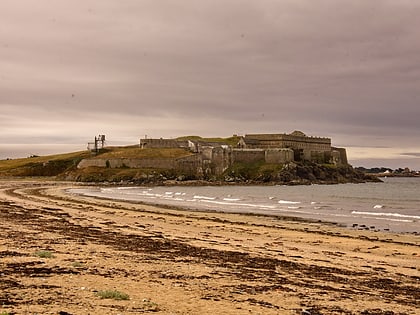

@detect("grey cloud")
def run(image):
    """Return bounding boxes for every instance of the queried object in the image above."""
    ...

[1,1,420,168]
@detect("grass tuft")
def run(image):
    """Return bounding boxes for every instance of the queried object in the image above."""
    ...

[34,250,54,258]
[96,290,130,300]
[71,261,85,268]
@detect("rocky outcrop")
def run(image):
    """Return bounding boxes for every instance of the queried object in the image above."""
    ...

[67,160,380,185]
[222,161,380,185]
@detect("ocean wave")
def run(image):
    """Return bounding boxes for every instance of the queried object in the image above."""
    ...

[197,199,276,209]
[278,200,301,204]
[193,195,216,200]
[351,211,420,220]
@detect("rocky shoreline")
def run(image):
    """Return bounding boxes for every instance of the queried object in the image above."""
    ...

[64,161,382,186]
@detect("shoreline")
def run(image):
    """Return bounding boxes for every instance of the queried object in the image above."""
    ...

[1,180,419,314]
[69,182,419,235]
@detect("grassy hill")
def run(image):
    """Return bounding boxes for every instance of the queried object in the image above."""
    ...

[0,146,195,180]
[0,151,91,177]
[0,139,379,184]
[0,136,239,177]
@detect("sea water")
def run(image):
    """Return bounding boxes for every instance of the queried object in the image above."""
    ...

[70,177,420,233]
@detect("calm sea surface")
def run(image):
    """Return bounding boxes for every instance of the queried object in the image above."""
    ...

[70,177,420,233]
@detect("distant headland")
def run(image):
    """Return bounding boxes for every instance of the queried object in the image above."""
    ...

[355,166,420,178]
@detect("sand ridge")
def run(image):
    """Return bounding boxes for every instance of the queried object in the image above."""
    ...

[0,180,419,315]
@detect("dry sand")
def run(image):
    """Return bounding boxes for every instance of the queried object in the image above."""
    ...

[0,180,418,315]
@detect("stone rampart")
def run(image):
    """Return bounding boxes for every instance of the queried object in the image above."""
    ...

[175,155,203,174]
[265,149,294,164]
[78,158,176,169]
[77,159,107,168]
[233,149,265,163]
[211,147,233,175]
[139,138,180,149]
[77,155,206,174]
[331,147,348,165]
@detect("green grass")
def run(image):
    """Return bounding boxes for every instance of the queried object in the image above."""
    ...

[95,147,193,159]
[0,151,89,171]
[225,161,265,178]
[224,161,284,181]
[0,150,90,177]
[34,250,54,258]
[71,261,85,268]
[141,299,160,311]
[176,135,241,146]
[0,146,192,178]
[96,290,130,300]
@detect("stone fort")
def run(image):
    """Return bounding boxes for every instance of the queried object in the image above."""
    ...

[132,131,348,175]
[79,131,347,175]
[237,131,347,165]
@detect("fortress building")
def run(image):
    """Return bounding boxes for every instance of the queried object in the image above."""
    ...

[238,131,331,151]
[237,131,343,163]
[138,131,347,171]
[79,131,347,176]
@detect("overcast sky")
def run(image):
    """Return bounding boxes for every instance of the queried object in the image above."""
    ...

[1,0,419,169]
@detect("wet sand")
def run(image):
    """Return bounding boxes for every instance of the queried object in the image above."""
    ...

[0,180,419,315]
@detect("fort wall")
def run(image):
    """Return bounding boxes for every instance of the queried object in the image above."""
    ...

[332,147,348,165]
[77,155,206,176]
[78,158,177,169]
[139,139,177,149]
[265,148,294,164]
[243,132,331,152]
[175,155,203,176]
[77,159,107,168]
[211,147,233,175]
[140,138,183,149]
[233,149,265,163]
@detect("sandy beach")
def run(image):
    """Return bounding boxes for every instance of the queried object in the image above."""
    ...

[0,180,418,315]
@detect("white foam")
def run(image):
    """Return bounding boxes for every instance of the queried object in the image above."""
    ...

[351,211,420,220]
[115,187,137,190]
[278,200,301,204]
[193,195,216,200]
[197,199,276,209]
[223,198,241,201]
